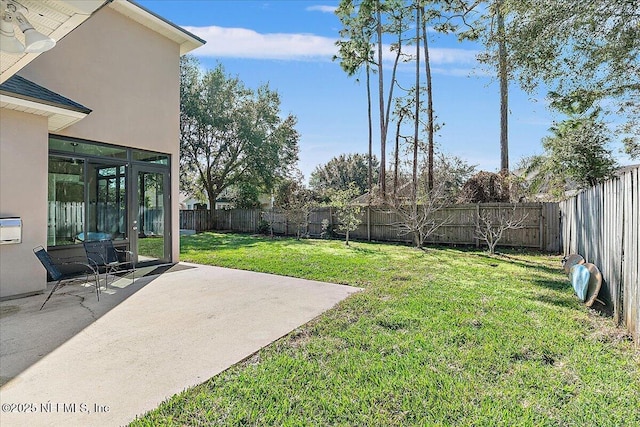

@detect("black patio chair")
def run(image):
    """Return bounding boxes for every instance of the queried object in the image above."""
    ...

[33,246,100,310]
[83,239,135,287]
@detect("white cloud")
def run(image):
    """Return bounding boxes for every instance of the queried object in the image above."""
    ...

[429,67,493,78]
[429,48,478,65]
[185,26,337,60]
[186,25,480,69]
[306,5,338,13]
[430,67,473,77]
[389,49,481,76]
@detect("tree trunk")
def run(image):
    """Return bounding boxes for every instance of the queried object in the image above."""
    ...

[394,113,402,201]
[366,60,373,204]
[206,187,218,230]
[413,4,420,203]
[497,0,509,173]
[376,5,386,199]
[206,188,218,214]
[422,7,434,191]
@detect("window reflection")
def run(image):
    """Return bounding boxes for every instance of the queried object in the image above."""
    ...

[137,171,165,261]
[47,157,84,246]
[87,163,127,241]
[132,149,168,165]
[47,136,169,250]
[49,137,127,159]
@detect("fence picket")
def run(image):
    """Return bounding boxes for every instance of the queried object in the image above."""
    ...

[559,165,639,346]
[181,203,560,250]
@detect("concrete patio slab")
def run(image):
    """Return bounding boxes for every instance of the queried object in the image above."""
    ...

[0,263,361,426]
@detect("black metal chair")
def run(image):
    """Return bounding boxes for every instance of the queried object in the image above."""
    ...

[83,240,135,287]
[33,246,100,310]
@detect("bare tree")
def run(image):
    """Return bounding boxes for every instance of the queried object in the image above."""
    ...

[391,176,451,249]
[475,205,527,254]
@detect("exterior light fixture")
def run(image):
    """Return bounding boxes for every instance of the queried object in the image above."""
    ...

[15,10,56,52]
[0,13,23,53]
[0,0,56,54]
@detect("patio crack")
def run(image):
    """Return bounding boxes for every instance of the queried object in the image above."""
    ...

[61,292,99,320]
[79,298,99,320]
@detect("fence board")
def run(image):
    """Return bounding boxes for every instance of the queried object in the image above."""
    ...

[623,168,639,343]
[182,202,560,251]
[47,201,83,245]
[543,203,560,252]
[179,209,212,231]
[559,165,640,347]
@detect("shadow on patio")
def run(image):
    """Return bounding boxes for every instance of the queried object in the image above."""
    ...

[0,262,359,426]
[0,263,192,386]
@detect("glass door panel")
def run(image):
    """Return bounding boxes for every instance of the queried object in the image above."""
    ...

[87,163,127,242]
[47,157,84,246]
[133,169,168,263]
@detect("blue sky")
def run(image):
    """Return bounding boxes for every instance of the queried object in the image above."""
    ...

[136,0,616,180]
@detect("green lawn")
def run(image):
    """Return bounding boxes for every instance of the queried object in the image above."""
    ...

[137,236,165,260]
[132,233,640,426]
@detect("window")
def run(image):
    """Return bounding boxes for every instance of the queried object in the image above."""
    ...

[49,137,127,159]
[48,157,84,246]
[132,149,168,165]
[87,163,127,241]
[47,136,169,248]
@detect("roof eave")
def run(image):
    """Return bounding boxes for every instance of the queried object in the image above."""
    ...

[108,0,205,56]
[0,94,89,131]
[0,1,107,84]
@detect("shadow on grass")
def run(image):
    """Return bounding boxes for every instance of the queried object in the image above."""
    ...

[184,232,392,252]
[474,252,562,276]
[349,245,378,255]
[530,277,567,292]
[527,278,615,318]
[181,232,262,251]
[533,292,578,310]
[590,300,614,317]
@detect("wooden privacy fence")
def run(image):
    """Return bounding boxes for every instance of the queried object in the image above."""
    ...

[181,203,560,252]
[180,209,260,233]
[48,201,83,246]
[560,165,639,346]
[180,209,214,231]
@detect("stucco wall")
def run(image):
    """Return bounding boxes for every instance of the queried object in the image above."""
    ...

[0,110,49,298]
[18,5,181,262]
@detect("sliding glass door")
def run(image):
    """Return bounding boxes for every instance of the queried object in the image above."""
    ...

[87,162,127,242]
[48,136,172,266]
[131,166,170,264]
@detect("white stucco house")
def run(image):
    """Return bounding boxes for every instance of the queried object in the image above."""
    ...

[180,190,275,211]
[0,0,204,299]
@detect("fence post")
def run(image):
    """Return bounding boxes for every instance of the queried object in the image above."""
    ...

[305,209,309,237]
[203,202,563,250]
[539,205,544,250]
[367,205,371,241]
[254,210,258,233]
[329,206,334,237]
[475,203,480,248]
